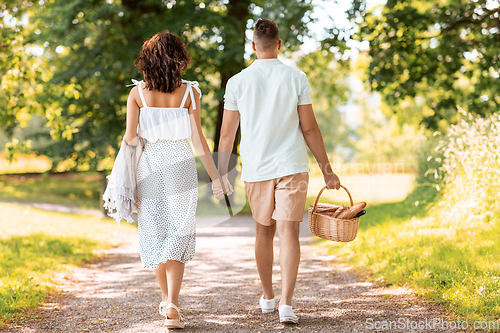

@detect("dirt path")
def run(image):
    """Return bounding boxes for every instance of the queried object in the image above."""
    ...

[10,214,457,333]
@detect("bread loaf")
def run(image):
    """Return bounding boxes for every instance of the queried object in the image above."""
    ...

[311,203,340,213]
[328,205,346,217]
[315,204,341,213]
[336,202,367,219]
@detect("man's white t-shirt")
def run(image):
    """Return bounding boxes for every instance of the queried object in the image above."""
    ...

[224,58,312,182]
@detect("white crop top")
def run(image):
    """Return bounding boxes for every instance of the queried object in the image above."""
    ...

[128,79,202,143]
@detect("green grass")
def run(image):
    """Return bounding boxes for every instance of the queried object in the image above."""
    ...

[0,168,253,216]
[0,202,136,327]
[0,172,103,209]
[320,186,500,323]
[0,153,52,174]
[0,234,98,324]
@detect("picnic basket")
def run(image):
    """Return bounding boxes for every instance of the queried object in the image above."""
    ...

[308,185,360,242]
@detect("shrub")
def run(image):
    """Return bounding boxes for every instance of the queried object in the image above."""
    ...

[436,107,500,225]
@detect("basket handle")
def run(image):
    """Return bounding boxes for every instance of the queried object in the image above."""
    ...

[311,185,353,215]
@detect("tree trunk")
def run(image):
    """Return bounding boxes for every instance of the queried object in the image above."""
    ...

[213,0,249,154]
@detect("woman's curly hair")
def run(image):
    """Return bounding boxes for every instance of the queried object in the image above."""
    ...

[134,31,191,93]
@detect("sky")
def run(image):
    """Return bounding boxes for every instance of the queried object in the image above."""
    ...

[245,0,386,61]
[302,0,387,55]
[301,0,353,54]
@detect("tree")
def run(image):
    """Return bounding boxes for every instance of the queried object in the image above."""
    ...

[2,0,314,171]
[297,49,351,158]
[345,0,500,130]
[0,1,50,160]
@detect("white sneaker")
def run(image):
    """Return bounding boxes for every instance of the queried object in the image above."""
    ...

[278,305,298,324]
[259,295,275,313]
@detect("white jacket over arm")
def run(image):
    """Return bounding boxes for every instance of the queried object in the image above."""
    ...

[102,135,143,223]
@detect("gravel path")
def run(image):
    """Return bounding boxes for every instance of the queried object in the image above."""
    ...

[9,214,459,333]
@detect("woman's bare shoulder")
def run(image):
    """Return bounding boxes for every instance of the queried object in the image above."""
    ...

[128,85,139,97]
[127,85,145,110]
[127,85,140,102]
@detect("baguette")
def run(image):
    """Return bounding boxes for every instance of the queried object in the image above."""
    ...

[316,207,338,213]
[328,205,346,218]
[336,202,367,219]
[311,203,340,209]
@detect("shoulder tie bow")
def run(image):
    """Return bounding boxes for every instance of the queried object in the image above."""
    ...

[126,78,143,87]
[126,79,202,109]
[181,79,202,110]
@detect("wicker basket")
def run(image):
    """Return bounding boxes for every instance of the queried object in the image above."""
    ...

[308,185,360,242]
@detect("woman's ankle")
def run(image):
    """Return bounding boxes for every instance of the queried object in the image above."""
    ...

[166,307,179,319]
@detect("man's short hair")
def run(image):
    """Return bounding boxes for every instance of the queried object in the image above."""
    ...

[253,18,280,51]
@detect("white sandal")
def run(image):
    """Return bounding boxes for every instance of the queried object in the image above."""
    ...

[164,303,185,329]
[159,301,168,317]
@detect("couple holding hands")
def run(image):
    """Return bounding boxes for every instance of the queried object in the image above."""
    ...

[116,18,341,329]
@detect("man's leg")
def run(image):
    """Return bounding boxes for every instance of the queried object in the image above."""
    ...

[245,179,277,300]
[255,221,277,300]
[272,172,308,307]
[276,220,301,307]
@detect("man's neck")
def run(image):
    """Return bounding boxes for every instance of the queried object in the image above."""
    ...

[256,51,278,59]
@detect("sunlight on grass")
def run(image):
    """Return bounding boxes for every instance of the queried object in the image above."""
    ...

[0,172,102,209]
[321,112,500,322]
[0,202,136,327]
[0,234,98,324]
[0,153,52,174]
[322,188,500,322]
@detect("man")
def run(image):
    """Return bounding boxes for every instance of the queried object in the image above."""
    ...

[214,18,341,324]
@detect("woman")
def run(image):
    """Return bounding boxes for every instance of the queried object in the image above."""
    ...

[123,31,226,329]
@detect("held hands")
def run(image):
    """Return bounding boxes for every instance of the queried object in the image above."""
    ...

[212,176,234,200]
[324,172,341,190]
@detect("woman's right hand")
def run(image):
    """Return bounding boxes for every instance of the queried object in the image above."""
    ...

[212,176,234,200]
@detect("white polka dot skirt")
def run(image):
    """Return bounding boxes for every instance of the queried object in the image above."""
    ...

[136,139,198,269]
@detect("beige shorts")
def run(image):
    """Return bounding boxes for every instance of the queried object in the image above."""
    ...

[244,172,309,226]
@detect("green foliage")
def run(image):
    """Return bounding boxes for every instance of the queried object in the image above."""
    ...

[0,1,49,160]
[348,0,500,129]
[336,53,426,165]
[413,131,443,186]
[297,49,351,156]
[252,0,314,53]
[2,0,316,171]
[323,108,500,321]
[436,108,500,223]
[354,113,423,165]
[28,0,218,170]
